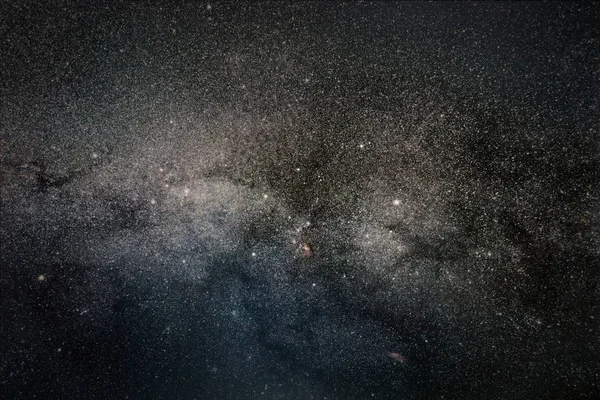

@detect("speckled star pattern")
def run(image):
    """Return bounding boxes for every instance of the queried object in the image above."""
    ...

[1,2,598,399]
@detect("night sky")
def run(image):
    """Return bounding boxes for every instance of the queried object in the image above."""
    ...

[1,2,599,399]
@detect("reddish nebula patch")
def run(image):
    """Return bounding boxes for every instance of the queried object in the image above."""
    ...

[300,242,312,258]
[387,352,406,363]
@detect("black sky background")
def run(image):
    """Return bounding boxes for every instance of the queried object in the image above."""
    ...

[1,2,599,399]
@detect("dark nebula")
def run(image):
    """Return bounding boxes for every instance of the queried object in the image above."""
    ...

[1,2,598,399]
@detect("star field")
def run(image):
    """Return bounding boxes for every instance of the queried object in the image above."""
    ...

[1,2,598,399]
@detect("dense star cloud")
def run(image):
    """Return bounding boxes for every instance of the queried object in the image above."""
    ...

[1,2,598,399]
